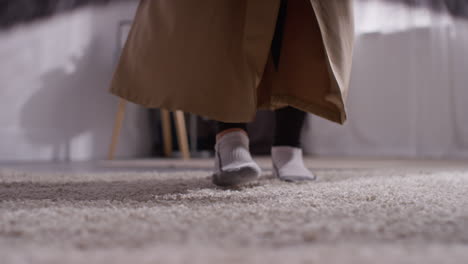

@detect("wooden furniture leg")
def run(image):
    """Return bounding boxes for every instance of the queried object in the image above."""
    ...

[174,110,191,160]
[160,109,173,157]
[108,99,127,160]
[108,103,190,160]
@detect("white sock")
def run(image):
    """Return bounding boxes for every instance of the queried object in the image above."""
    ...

[271,146,316,182]
[213,131,261,186]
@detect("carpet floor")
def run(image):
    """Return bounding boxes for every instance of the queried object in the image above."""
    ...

[1,160,468,263]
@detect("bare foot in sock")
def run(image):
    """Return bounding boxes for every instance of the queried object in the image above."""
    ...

[213,131,261,187]
[271,146,316,182]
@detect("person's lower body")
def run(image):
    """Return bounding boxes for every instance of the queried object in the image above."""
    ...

[212,107,316,186]
[212,0,315,186]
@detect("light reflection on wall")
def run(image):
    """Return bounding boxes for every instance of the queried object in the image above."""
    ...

[355,0,454,35]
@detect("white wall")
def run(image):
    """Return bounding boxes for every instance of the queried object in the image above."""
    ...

[0,2,150,161]
[302,1,468,159]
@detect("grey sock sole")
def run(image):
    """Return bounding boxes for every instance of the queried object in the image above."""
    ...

[212,166,260,187]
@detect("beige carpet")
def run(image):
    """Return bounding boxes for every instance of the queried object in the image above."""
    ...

[1,162,468,263]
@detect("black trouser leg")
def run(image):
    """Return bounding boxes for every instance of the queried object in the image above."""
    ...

[217,122,248,134]
[217,106,305,146]
[217,0,295,141]
[273,106,306,148]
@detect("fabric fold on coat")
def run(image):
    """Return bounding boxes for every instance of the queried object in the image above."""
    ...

[110,0,354,124]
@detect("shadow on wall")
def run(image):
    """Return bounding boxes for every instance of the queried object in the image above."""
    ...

[20,40,108,161]
[17,3,145,161]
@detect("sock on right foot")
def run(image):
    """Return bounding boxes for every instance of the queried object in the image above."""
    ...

[212,131,261,187]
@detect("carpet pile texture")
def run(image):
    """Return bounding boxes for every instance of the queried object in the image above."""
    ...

[1,165,468,263]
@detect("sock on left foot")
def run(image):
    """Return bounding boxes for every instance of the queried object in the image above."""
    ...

[271,146,316,182]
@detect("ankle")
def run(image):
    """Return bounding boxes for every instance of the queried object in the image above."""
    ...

[216,128,248,142]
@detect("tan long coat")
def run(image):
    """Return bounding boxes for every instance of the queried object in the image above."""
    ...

[110,0,354,123]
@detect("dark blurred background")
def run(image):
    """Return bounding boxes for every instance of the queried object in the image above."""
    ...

[2,0,467,29]
[0,0,131,28]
